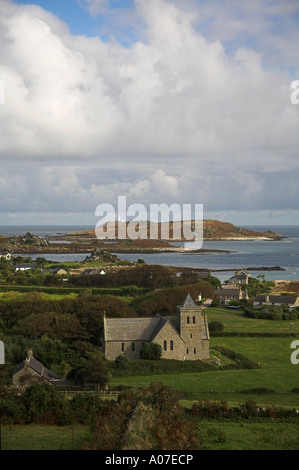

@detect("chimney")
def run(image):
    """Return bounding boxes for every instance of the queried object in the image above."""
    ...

[27,349,33,361]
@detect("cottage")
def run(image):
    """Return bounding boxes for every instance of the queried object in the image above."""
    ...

[12,349,67,388]
[215,285,248,305]
[0,250,11,261]
[15,263,36,272]
[103,294,210,362]
[253,294,299,309]
[51,268,67,275]
[228,270,251,285]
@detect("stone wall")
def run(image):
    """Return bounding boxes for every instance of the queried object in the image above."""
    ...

[13,365,46,388]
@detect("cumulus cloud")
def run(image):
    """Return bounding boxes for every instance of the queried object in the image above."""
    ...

[0,0,298,223]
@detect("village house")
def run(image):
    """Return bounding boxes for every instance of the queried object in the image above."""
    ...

[0,250,11,261]
[215,285,249,306]
[253,294,299,310]
[15,263,36,272]
[103,294,210,362]
[228,270,251,285]
[12,349,67,388]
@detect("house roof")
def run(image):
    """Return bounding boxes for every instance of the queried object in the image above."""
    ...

[15,263,36,269]
[229,273,248,281]
[12,355,66,385]
[254,294,297,305]
[216,286,242,296]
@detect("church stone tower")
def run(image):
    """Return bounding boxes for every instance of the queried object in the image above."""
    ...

[177,293,210,360]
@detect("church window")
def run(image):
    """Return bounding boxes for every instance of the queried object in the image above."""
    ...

[186,347,189,355]
[187,316,190,324]
[170,340,173,350]
[121,343,124,352]
[163,340,167,351]
[193,316,196,324]
[194,347,196,355]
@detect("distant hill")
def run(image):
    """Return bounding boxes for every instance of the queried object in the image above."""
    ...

[202,220,282,240]
[68,219,282,241]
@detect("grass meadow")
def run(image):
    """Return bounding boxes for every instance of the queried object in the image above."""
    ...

[1,306,299,450]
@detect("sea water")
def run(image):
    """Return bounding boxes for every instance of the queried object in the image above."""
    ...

[1,224,299,282]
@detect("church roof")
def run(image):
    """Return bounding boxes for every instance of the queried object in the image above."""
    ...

[180,293,198,308]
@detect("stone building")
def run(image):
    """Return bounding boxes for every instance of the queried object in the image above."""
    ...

[228,270,251,285]
[253,294,299,310]
[103,294,210,361]
[12,349,67,388]
[215,285,249,306]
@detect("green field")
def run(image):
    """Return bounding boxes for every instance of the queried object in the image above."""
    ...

[1,422,298,450]
[1,307,299,450]
[207,307,299,334]
[110,307,299,406]
[1,425,91,450]
[110,336,299,405]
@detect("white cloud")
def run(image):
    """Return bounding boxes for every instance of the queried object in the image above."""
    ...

[0,0,298,223]
[79,0,109,16]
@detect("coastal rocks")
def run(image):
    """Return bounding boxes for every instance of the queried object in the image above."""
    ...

[22,232,49,246]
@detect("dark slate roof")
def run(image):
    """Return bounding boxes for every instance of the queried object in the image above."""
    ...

[230,274,247,280]
[254,294,297,304]
[216,286,242,296]
[15,263,36,269]
[104,317,163,342]
[12,356,66,385]
[104,312,209,342]
[180,293,198,308]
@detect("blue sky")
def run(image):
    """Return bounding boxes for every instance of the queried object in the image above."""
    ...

[15,0,140,44]
[0,0,299,226]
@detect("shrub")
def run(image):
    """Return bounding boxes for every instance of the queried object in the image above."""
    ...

[22,383,71,425]
[85,384,200,450]
[208,321,224,332]
[115,354,130,369]
[140,343,162,360]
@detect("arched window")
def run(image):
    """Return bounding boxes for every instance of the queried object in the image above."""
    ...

[187,316,190,324]
[194,347,196,355]
[186,347,189,355]
[170,340,173,351]
[193,316,196,324]
[121,343,124,352]
[163,340,167,351]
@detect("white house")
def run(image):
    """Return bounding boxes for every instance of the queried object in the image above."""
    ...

[0,251,11,261]
[15,263,36,272]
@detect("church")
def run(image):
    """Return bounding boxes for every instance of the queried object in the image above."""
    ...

[103,294,210,361]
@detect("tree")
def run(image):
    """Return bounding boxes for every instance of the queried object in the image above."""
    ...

[140,342,162,360]
[80,354,110,390]
[115,354,130,369]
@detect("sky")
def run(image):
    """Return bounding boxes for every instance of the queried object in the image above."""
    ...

[0,0,299,227]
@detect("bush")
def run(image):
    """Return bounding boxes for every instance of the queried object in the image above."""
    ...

[208,321,224,332]
[115,354,130,369]
[238,387,276,395]
[140,343,162,360]
[22,383,71,425]
[85,384,200,450]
